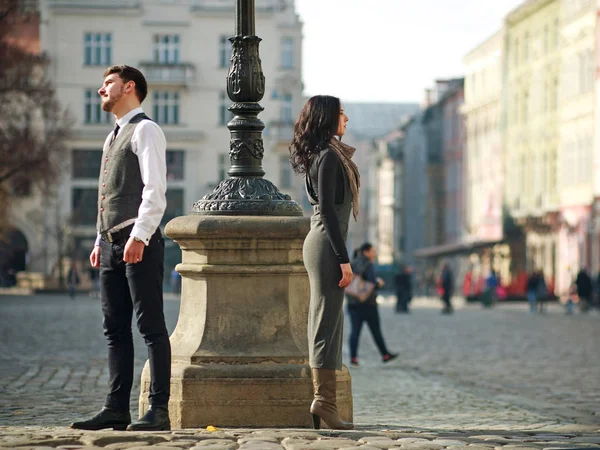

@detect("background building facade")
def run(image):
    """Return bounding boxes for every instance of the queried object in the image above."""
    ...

[557,0,596,293]
[504,0,561,295]
[461,31,509,294]
[11,0,305,280]
[341,103,419,255]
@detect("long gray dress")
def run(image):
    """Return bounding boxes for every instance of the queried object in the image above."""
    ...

[303,148,353,370]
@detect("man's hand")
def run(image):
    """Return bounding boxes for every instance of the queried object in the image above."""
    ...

[377,277,385,288]
[123,236,145,264]
[339,263,353,288]
[89,246,101,268]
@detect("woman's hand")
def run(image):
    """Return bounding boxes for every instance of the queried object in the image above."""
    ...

[339,263,353,288]
[376,277,385,288]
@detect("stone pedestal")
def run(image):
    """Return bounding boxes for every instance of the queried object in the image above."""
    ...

[139,215,353,428]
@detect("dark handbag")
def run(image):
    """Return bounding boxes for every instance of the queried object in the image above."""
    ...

[345,274,376,302]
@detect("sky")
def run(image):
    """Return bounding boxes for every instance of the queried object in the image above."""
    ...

[294,0,524,103]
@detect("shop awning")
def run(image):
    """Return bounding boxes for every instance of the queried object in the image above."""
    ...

[414,239,505,258]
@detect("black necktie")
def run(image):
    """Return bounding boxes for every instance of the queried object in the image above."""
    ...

[110,124,120,145]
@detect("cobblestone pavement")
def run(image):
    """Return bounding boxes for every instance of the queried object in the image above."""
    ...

[0,293,599,449]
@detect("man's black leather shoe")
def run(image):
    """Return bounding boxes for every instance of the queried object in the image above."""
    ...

[127,405,170,431]
[70,407,131,431]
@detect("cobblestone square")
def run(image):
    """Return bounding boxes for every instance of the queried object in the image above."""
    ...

[0,293,598,448]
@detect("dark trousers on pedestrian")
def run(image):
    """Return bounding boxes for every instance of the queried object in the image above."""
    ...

[442,293,452,310]
[347,302,389,359]
[395,290,409,312]
[99,228,171,411]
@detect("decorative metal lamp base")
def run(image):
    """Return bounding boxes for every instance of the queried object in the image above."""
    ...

[191,177,303,216]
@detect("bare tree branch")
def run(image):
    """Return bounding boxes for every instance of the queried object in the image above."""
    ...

[0,0,71,236]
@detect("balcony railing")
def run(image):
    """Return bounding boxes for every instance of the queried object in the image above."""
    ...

[139,62,195,87]
[190,0,280,13]
[49,0,140,9]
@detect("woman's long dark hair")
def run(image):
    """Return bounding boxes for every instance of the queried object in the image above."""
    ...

[289,95,341,174]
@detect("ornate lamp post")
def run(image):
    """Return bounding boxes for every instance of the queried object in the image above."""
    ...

[192,1,301,216]
[138,0,352,428]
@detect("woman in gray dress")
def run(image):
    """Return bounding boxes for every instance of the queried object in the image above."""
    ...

[290,95,360,430]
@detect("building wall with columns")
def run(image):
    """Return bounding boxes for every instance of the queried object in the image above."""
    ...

[375,131,404,266]
[400,114,427,278]
[463,30,504,244]
[18,0,305,278]
[557,0,596,292]
[441,79,466,246]
[504,0,561,294]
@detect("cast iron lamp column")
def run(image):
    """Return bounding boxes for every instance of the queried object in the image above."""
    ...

[192,0,301,216]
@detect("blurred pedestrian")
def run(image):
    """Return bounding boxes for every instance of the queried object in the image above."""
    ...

[88,267,100,298]
[566,281,577,315]
[290,95,357,430]
[170,268,181,294]
[394,264,412,314]
[440,262,454,314]
[536,271,548,313]
[575,268,592,313]
[67,263,80,299]
[347,243,398,367]
[526,271,539,313]
[594,270,600,310]
[482,269,498,308]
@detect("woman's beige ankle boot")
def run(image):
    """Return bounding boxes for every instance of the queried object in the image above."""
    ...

[309,368,354,430]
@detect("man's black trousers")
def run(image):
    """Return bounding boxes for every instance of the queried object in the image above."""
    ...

[99,228,171,411]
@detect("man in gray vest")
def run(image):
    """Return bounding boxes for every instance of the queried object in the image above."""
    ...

[71,65,171,431]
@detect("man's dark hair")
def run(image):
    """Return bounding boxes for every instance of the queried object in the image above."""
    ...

[103,64,148,103]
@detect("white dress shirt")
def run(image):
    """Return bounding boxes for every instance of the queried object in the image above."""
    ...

[95,107,167,246]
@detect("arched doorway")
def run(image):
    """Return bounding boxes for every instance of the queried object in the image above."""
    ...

[0,228,29,287]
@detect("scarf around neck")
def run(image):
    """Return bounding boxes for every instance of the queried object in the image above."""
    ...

[328,137,360,221]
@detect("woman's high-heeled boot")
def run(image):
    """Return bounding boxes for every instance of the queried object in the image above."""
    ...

[309,368,354,430]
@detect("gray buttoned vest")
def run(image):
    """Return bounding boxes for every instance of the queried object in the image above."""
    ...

[96,113,149,234]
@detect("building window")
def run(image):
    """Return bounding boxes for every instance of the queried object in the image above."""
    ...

[153,91,180,125]
[218,153,228,182]
[554,19,559,49]
[72,188,98,226]
[544,25,549,54]
[166,150,185,181]
[162,188,185,225]
[514,38,519,67]
[280,154,292,189]
[219,35,232,68]
[524,32,529,61]
[72,149,102,179]
[552,78,558,111]
[84,89,111,124]
[84,32,111,66]
[280,92,293,124]
[523,91,529,123]
[281,37,294,69]
[219,91,233,126]
[153,34,180,64]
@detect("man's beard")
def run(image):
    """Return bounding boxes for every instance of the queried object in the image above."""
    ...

[101,88,123,112]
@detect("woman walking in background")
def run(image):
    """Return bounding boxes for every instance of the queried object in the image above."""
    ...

[347,243,398,366]
[290,95,357,430]
[526,271,539,313]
